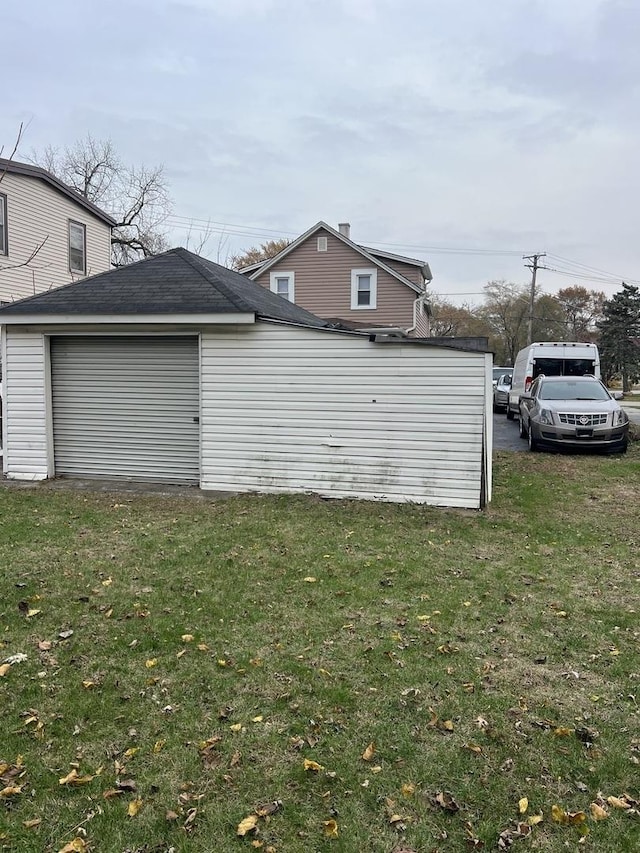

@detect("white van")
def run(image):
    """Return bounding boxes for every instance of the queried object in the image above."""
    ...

[506,341,600,419]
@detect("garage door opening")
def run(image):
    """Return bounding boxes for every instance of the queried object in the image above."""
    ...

[51,335,200,483]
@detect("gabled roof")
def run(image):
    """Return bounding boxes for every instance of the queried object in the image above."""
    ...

[245,221,426,294]
[0,247,328,328]
[0,158,117,226]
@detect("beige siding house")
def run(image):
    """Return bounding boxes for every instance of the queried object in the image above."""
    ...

[242,221,433,337]
[0,159,115,303]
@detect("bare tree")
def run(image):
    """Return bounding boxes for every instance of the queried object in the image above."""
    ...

[228,238,291,271]
[34,135,171,267]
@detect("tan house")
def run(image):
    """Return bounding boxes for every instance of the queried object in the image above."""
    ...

[0,158,115,303]
[240,221,433,336]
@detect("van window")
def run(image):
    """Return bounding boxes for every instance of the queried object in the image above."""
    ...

[533,358,595,378]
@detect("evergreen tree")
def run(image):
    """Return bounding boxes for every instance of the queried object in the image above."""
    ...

[597,282,640,391]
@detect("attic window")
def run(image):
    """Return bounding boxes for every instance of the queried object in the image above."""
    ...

[351,268,377,310]
[317,235,327,252]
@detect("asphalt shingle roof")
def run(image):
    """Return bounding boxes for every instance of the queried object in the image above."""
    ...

[0,247,328,328]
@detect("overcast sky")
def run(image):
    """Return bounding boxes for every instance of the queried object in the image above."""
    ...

[2,0,639,304]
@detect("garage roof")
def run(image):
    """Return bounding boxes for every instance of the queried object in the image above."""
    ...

[0,247,327,328]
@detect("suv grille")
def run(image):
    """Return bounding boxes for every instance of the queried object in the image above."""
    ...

[558,412,608,426]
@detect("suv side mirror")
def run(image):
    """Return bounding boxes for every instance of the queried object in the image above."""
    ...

[611,390,623,400]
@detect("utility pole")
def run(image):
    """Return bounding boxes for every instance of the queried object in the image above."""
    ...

[523,253,546,345]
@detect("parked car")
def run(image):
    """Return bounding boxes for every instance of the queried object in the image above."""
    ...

[493,366,513,387]
[493,373,512,412]
[518,375,628,453]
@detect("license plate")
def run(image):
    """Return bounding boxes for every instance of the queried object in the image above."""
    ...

[576,429,593,438]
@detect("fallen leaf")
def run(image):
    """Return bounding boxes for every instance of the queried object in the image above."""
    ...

[434,791,459,812]
[607,795,632,810]
[145,658,157,669]
[57,839,87,853]
[255,800,282,817]
[26,609,41,618]
[181,634,194,642]
[166,809,180,821]
[323,819,339,838]
[518,797,528,814]
[58,630,74,640]
[0,664,11,677]
[153,739,166,753]
[127,797,143,817]
[590,802,608,821]
[528,814,544,826]
[102,788,124,799]
[401,782,416,796]
[38,640,52,651]
[237,814,258,836]
[362,742,375,761]
[0,785,23,798]
[23,818,42,829]
[303,758,324,772]
[58,769,96,786]
[252,715,264,723]
[303,577,317,583]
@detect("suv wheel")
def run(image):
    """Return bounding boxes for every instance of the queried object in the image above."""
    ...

[506,406,515,420]
[528,427,539,452]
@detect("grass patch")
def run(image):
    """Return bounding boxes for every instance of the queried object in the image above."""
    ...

[1,447,639,852]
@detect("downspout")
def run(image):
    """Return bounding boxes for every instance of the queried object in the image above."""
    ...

[406,292,431,337]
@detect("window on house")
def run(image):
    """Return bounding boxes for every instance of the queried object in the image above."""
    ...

[0,194,7,255]
[69,221,86,274]
[269,271,295,302]
[317,235,327,252]
[350,268,377,309]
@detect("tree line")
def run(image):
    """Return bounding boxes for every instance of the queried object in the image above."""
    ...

[430,280,640,390]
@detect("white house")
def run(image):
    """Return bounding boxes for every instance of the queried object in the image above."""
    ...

[0,158,115,304]
[0,248,493,508]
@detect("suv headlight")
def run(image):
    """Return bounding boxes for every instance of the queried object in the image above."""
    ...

[538,408,554,425]
[614,409,628,426]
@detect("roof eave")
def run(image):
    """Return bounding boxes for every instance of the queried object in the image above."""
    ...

[248,221,423,294]
[0,312,257,325]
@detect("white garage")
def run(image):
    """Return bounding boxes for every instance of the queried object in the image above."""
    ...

[0,248,493,508]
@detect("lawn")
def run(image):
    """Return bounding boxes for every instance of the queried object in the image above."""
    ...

[1,448,639,853]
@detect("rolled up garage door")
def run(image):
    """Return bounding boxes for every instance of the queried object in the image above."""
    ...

[51,335,200,483]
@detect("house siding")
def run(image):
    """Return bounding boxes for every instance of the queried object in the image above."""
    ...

[2,326,50,478]
[252,229,417,329]
[201,322,487,507]
[0,172,111,302]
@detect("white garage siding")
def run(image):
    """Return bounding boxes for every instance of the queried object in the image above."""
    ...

[1,328,50,479]
[201,323,489,508]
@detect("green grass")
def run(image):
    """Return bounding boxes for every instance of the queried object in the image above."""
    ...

[1,447,639,853]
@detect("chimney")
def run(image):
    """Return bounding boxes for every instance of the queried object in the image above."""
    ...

[338,222,351,239]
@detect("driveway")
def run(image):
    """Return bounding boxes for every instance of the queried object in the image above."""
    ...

[493,412,524,451]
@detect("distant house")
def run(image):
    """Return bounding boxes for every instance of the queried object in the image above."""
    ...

[0,158,115,303]
[239,221,433,336]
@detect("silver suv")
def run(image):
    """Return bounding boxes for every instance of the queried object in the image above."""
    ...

[519,375,628,453]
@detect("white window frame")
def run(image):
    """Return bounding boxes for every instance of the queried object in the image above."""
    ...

[68,220,87,274]
[270,271,295,303]
[0,193,7,256]
[350,268,377,310]
[317,235,327,252]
